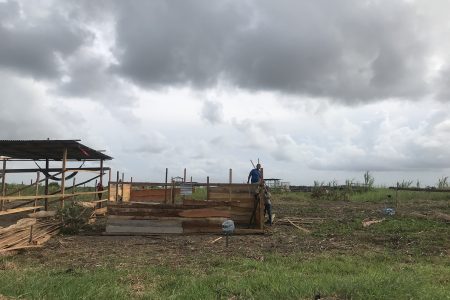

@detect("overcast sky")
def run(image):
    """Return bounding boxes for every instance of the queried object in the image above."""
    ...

[1,0,450,186]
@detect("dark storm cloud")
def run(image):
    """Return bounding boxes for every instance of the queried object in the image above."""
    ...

[0,0,91,79]
[111,0,431,102]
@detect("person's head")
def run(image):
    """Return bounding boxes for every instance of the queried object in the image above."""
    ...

[256,163,261,170]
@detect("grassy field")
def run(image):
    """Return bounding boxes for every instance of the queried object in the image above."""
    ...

[0,189,449,299]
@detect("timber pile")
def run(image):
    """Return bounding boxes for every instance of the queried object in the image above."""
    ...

[0,218,61,252]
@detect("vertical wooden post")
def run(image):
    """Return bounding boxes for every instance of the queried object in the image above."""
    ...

[183,168,186,183]
[108,168,111,201]
[99,159,104,186]
[72,177,76,202]
[121,173,124,201]
[29,225,34,243]
[93,179,98,201]
[33,172,40,212]
[44,158,49,211]
[229,168,232,202]
[1,159,6,211]
[164,168,168,203]
[171,179,175,204]
[259,167,264,229]
[60,148,67,208]
[206,176,210,200]
[115,171,119,202]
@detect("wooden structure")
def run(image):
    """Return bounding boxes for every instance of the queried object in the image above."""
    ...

[106,174,266,234]
[0,140,112,251]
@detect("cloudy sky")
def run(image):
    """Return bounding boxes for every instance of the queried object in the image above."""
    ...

[1,0,450,186]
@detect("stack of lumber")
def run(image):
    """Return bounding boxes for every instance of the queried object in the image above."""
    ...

[0,218,61,252]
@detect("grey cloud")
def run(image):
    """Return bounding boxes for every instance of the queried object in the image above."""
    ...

[132,132,169,154]
[111,0,431,103]
[435,67,450,102]
[201,100,224,124]
[0,0,91,79]
[0,72,64,138]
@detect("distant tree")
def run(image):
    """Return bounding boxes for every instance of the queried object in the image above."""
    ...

[437,176,448,189]
[363,171,375,190]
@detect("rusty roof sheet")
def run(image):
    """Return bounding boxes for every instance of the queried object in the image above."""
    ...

[0,140,112,160]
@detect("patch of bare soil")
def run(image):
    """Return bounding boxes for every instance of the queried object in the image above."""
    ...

[10,197,449,269]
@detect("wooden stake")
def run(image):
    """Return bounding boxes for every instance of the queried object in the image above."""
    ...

[183,168,186,183]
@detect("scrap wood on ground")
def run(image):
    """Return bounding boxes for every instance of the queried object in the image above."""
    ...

[0,217,61,253]
[274,217,324,233]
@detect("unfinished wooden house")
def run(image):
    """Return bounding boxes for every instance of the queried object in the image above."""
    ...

[107,170,266,235]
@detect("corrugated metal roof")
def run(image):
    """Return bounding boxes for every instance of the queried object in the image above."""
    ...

[0,140,112,160]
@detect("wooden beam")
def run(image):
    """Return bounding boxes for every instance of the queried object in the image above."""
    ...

[0,206,44,216]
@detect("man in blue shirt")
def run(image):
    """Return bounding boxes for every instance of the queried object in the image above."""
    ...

[247,163,262,184]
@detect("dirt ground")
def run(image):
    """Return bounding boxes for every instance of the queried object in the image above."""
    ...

[4,195,448,270]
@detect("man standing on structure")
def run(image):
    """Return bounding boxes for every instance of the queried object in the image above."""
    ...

[247,163,262,184]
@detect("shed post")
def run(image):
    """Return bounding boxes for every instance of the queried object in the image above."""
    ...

[33,172,40,212]
[60,148,67,208]
[44,158,49,211]
[107,168,111,202]
[1,159,7,210]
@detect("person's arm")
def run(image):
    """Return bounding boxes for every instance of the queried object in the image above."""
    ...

[247,170,252,183]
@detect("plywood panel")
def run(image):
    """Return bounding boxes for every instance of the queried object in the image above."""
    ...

[130,188,180,202]
[109,183,131,202]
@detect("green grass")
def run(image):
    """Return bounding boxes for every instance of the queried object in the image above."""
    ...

[349,188,450,203]
[1,253,449,299]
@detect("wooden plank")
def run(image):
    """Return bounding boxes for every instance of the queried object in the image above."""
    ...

[0,206,44,216]
[209,192,254,199]
[94,207,107,215]
[178,208,230,218]
[105,225,183,234]
[209,187,256,194]
[27,211,56,218]
[0,218,36,234]
[107,219,184,227]
[182,199,254,208]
